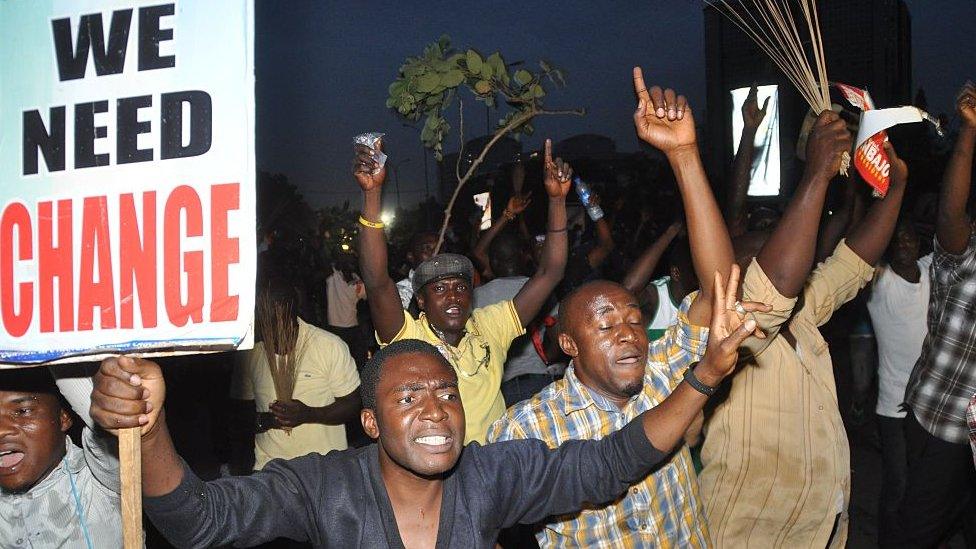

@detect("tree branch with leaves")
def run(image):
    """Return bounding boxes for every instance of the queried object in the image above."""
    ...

[386,35,584,253]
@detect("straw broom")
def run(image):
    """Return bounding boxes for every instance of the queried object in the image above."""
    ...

[255,289,305,410]
[706,0,850,173]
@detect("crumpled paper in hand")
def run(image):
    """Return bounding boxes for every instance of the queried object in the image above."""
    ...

[354,132,387,174]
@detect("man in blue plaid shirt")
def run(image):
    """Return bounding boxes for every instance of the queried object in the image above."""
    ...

[899,82,976,547]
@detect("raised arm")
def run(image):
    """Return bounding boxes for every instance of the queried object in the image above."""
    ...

[845,142,909,265]
[727,85,769,236]
[512,139,570,326]
[622,221,681,294]
[585,194,616,269]
[472,194,531,278]
[353,142,406,342]
[937,83,976,254]
[756,111,851,298]
[815,181,861,263]
[632,67,734,325]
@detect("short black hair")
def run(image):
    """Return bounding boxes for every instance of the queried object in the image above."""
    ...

[0,368,58,394]
[360,339,452,409]
[556,279,631,337]
[0,368,67,412]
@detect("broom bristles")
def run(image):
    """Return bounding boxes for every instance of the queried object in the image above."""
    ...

[256,291,306,403]
[707,0,850,173]
[707,0,831,112]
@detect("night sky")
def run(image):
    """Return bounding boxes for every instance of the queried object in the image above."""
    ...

[255,0,976,209]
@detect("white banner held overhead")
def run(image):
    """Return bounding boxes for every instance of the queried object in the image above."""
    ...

[0,0,255,364]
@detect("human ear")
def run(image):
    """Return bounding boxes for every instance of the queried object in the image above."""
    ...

[361,409,379,439]
[558,333,579,358]
[59,409,73,433]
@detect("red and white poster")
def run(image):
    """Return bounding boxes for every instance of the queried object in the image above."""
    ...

[0,1,255,364]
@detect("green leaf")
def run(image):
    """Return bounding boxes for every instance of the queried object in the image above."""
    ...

[438,34,451,52]
[466,50,483,75]
[440,69,465,87]
[417,72,440,93]
[403,64,424,78]
[474,80,492,95]
[531,84,545,98]
[481,61,494,79]
[486,53,506,77]
[514,69,533,86]
[388,80,406,96]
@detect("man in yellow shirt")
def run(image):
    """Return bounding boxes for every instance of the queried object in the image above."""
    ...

[231,281,362,471]
[699,113,908,547]
[353,138,571,443]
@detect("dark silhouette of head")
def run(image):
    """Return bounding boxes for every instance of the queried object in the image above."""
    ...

[488,233,529,278]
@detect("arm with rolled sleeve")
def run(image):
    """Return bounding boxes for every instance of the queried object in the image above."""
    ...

[654,292,710,383]
[932,231,976,287]
[796,239,874,327]
[740,258,799,357]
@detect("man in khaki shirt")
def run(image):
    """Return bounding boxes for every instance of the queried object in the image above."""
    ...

[699,112,908,547]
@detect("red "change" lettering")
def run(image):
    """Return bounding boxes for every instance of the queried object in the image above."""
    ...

[0,183,241,337]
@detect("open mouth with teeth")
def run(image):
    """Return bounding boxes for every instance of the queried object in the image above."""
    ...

[414,435,453,451]
[0,450,26,470]
[444,305,462,316]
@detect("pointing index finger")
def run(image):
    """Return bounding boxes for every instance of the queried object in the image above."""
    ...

[544,138,553,165]
[633,66,651,105]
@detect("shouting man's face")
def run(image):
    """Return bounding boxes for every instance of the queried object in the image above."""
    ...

[362,351,465,478]
[0,390,71,493]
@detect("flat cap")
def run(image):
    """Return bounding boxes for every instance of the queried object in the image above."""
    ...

[412,253,474,292]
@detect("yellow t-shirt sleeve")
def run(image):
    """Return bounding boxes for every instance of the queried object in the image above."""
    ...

[471,300,525,353]
[382,309,424,346]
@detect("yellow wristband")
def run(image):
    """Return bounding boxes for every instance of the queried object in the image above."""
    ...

[358,215,384,229]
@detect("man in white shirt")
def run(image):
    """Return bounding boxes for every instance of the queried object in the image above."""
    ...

[866,220,932,546]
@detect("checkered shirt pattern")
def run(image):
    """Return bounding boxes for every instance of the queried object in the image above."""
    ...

[905,232,976,444]
[968,394,976,466]
[487,294,710,548]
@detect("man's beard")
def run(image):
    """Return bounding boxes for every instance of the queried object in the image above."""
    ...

[621,379,644,398]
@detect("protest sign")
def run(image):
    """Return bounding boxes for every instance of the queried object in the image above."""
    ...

[0,1,255,364]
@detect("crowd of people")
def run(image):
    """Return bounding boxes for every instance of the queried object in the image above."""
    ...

[2,72,975,549]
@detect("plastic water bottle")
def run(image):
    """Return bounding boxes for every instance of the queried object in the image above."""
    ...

[573,176,604,221]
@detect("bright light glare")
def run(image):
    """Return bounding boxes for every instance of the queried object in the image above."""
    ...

[340,243,350,251]
[730,85,781,197]
[380,211,395,225]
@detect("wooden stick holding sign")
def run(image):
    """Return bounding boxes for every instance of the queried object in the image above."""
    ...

[119,427,143,549]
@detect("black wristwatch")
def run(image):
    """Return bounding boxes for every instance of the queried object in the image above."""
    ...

[683,362,718,397]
